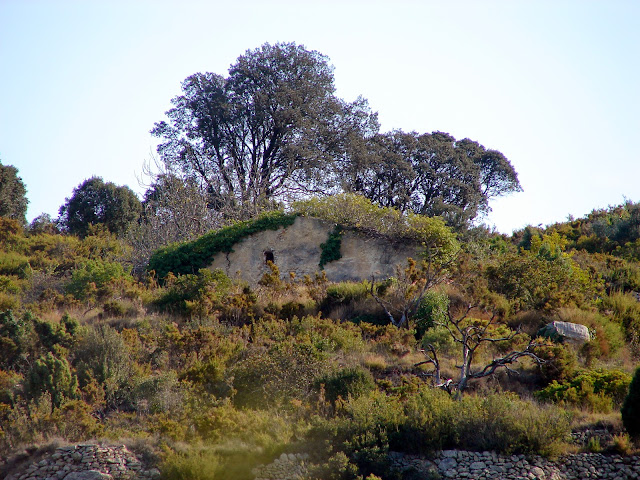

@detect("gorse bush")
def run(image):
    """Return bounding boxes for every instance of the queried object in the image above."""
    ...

[66,259,132,301]
[536,368,631,412]
[153,269,231,316]
[316,366,376,405]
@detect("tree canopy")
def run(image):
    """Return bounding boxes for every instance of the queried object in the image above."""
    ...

[152,42,378,220]
[0,160,28,224]
[58,176,141,237]
[338,130,521,228]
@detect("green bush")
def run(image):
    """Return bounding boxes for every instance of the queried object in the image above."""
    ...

[420,325,457,356]
[231,342,329,408]
[153,269,231,316]
[622,366,640,439]
[26,352,79,410]
[66,259,131,301]
[316,366,376,404]
[0,310,34,370]
[536,368,632,412]
[74,325,133,407]
[414,289,449,338]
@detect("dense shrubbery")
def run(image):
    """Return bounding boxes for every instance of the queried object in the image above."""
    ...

[3,195,640,475]
[536,369,631,412]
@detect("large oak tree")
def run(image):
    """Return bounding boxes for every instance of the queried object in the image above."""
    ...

[151,42,378,219]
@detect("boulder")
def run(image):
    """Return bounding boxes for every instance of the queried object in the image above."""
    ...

[538,321,591,343]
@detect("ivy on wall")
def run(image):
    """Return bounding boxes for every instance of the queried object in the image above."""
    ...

[319,225,343,269]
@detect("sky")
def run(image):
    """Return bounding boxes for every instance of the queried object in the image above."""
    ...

[1,0,638,234]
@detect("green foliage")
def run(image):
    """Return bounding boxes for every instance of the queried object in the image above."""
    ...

[294,194,459,266]
[26,352,79,410]
[0,310,37,371]
[320,225,344,269]
[316,366,376,404]
[0,161,28,224]
[622,366,640,439]
[32,313,79,352]
[74,325,133,407]
[420,325,457,356]
[534,342,578,386]
[414,289,449,338]
[153,269,231,316]
[58,176,142,237]
[231,342,328,408]
[148,210,297,280]
[536,368,631,412]
[486,233,597,312]
[66,259,131,301]
[0,251,31,278]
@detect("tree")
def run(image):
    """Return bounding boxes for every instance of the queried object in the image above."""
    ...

[417,306,544,393]
[152,42,378,219]
[0,160,28,224]
[340,131,521,229]
[622,366,640,439]
[127,162,221,274]
[58,176,142,237]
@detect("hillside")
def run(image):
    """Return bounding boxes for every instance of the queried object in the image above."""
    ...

[2,196,640,479]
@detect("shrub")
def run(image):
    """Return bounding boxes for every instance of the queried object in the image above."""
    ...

[26,352,79,410]
[537,368,632,412]
[66,259,131,301]
[316,367,376,404]
[414,289,449,338]
[153,269,231,316]
[74,325,133,407]
[231,342,329,408]
[622,366,640,439]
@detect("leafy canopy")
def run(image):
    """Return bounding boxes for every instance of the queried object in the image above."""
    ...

[0,160,28,225]
[58,176,142,237]
[151,42,378,219]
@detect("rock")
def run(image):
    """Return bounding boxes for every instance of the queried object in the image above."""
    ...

[538,321,591,343]
[439,457,458,470]
[530,466,546,478]
[63,471,112,480]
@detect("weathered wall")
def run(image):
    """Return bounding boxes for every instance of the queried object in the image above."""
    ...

[208,216,421,284]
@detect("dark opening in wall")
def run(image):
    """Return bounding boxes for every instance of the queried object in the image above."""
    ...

[264,250,274,264]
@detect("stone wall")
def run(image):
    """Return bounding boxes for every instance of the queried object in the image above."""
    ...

[3,444,159,480]
[208,216,421,285]
[253,449,640,480]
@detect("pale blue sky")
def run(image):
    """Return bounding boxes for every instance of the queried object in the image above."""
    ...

[1,0,638,233]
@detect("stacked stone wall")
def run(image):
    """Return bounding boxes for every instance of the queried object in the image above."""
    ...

[3,444,159,480]
[254,449,640,480]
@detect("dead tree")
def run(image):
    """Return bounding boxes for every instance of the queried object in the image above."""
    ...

[416,304,546,394]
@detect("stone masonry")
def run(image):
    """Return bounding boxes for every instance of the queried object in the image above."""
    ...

[3,444,160,480]
[254,449,640,480]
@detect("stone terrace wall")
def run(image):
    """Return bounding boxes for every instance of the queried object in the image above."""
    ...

[253,449,640,480]
[3,444,159,480]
